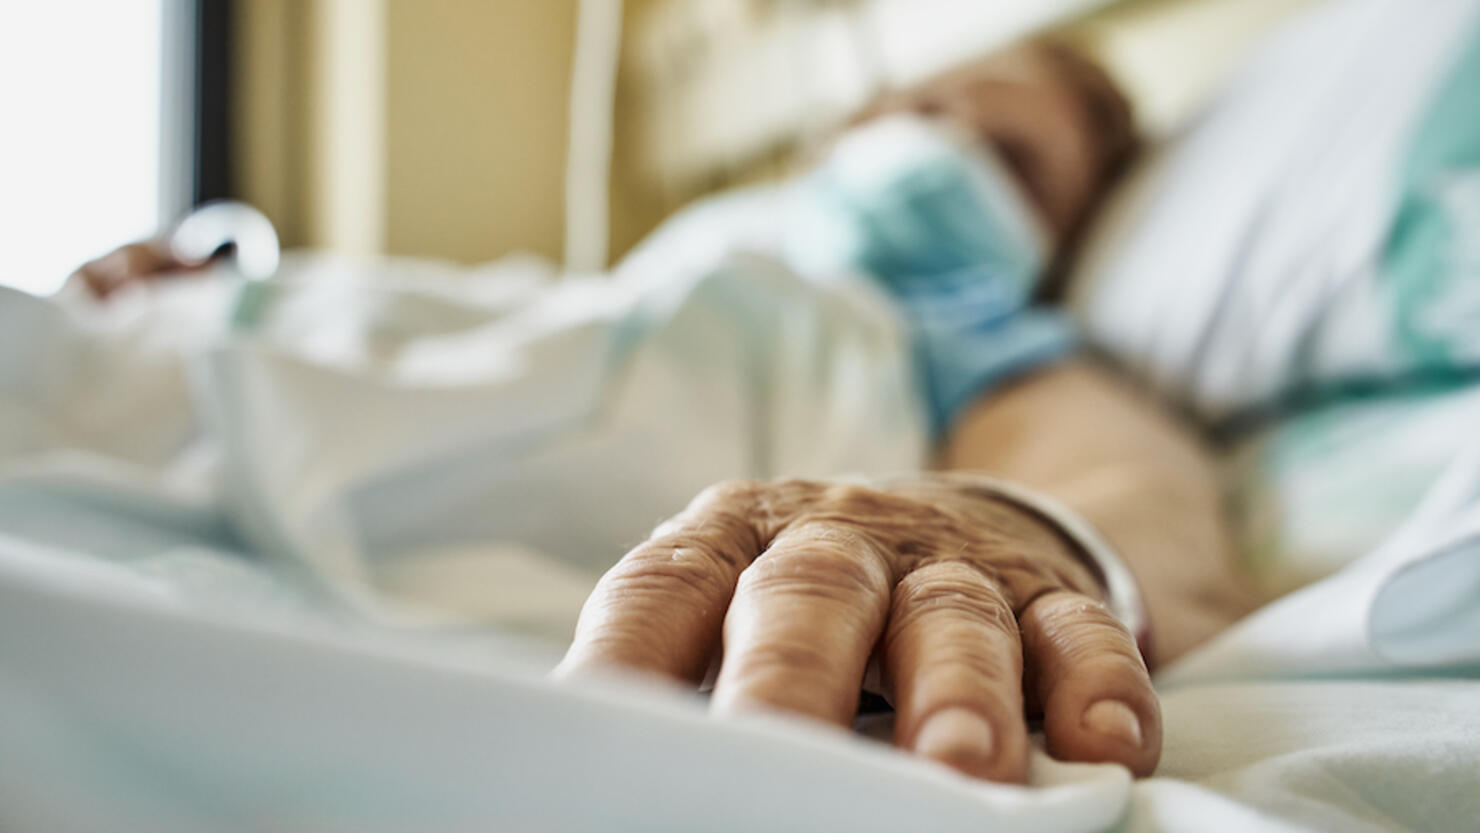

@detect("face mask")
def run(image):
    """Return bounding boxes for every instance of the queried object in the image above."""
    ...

[784,114,1074,436]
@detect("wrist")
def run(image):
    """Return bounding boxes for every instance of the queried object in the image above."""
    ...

[933,472,1154,663]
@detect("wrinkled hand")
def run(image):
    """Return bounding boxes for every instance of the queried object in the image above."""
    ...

[557,476,1160,782]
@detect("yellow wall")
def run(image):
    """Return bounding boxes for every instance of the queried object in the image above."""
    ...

[1062,0,1315,137]
[383,0,576,263]
[234,0,308,248]
[234,0,1315,268]
[234,0,577,263]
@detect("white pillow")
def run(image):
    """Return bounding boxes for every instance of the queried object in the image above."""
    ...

[1066,0,1480,421]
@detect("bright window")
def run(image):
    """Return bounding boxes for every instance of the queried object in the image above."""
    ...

[0,1,166,295]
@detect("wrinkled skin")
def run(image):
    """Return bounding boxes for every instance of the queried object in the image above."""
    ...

[557,475,1161,782]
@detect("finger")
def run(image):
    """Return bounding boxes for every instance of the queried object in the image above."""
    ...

[556,481,764,683]
[1020,590,1160,776]
[884,560,1030,782]
[711,520,893,726]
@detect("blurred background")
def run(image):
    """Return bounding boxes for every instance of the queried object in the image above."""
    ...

[1,0,1314,296]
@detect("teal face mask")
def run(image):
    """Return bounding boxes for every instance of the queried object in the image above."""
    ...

[785,115,1075,436]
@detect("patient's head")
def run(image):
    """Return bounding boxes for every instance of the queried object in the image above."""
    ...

[863,40,1136,244]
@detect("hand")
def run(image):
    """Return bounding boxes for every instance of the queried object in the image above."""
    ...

[69,240,199,300]
[556,475,1161,782]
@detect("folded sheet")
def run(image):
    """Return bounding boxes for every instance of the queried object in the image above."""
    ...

[3,247,1478,832]
[0,534,1131,833]
[1165,436,1480,684]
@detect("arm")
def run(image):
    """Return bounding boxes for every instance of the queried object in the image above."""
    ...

[941,358,1259,666]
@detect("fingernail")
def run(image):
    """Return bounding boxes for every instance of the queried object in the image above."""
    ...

[1082,700,1143,747]
[914,707,995,768]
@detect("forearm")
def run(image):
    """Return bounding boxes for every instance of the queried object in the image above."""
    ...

[939,357,1258,666]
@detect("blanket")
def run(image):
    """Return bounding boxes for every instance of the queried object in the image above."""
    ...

[1,248,1477,832]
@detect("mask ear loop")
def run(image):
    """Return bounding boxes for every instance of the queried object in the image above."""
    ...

[933,116,1056,268]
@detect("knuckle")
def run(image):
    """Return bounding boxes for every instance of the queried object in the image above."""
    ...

[769,476,823,491]
[719,638,859,721]
[604,541,738,601]
[1051,632,1141,674]
[1026,592,1143,668]
[716,621,853,711]
[684,481,765,529]
[893,564,1017,635]
[569,620,684,670]
[752,477,827,518]
[910,642,1021,691]
[1034,591,1121,632]
[821,483,908,520]
[742,534,890,602]
[789,521,867,550]
[825,483,879,507]
[649,514,755,570]
[728,636,839,680]
[693,478,763,509]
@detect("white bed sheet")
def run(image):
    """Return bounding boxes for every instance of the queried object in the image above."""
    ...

[1,493,1476,833]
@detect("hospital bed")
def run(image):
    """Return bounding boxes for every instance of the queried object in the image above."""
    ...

[3,1,1480,831]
